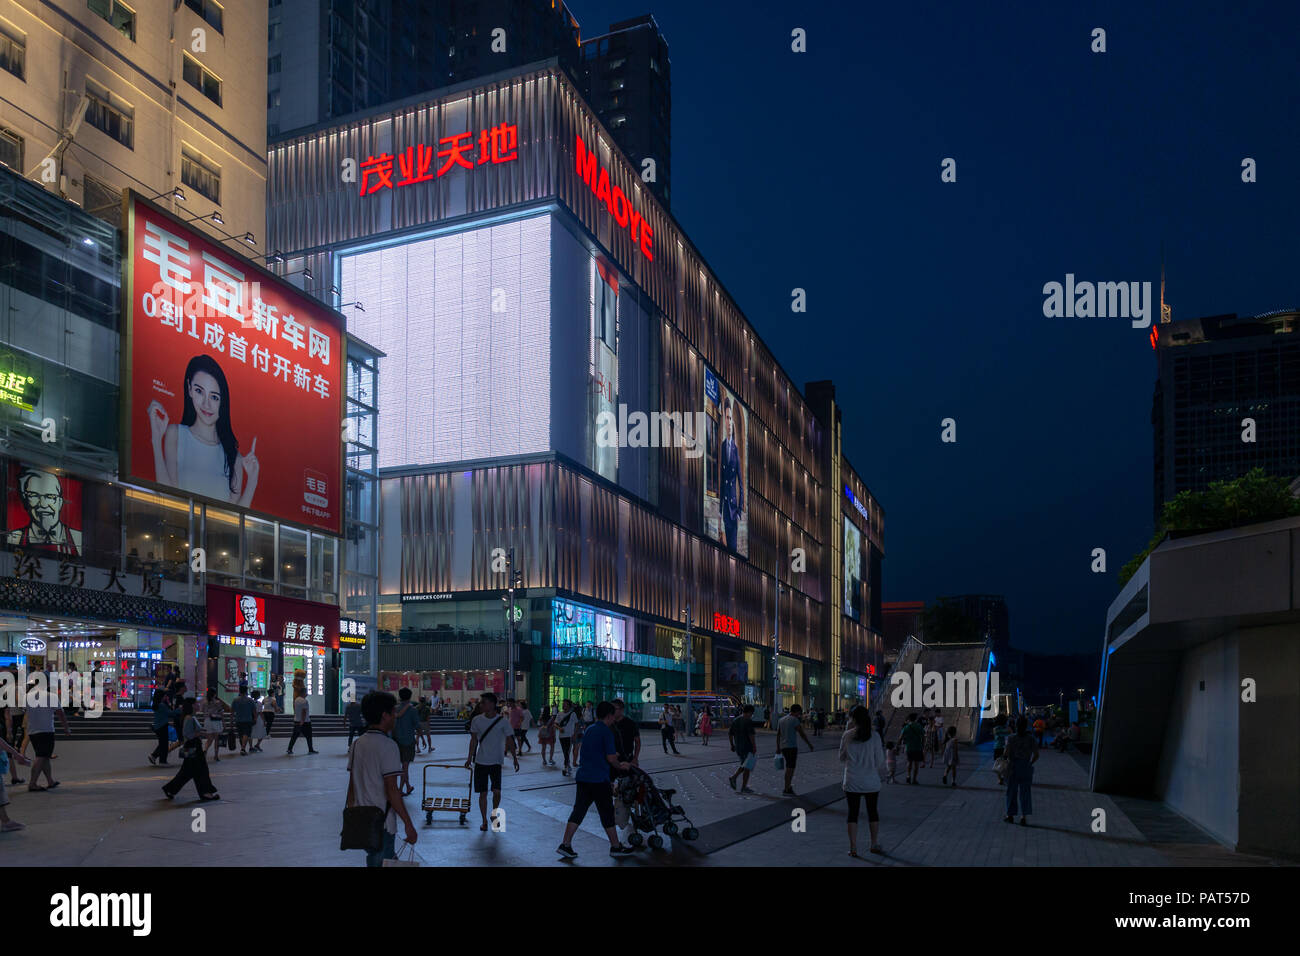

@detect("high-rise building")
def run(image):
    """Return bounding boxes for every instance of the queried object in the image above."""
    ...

[269,2,671,205]
[1151,310,1300,520]
[937,594,1019,677]
[580,15,670,207]
[881,600,925,661]
[0,0,268,248]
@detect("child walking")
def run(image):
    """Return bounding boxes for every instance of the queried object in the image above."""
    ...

[940,726,959,787]
[885,741,898,783]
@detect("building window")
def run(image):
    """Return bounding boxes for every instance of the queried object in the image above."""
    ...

[83,175,121,227]
[85,79,134,149]
[180,146,220,203]
[87,0,136,41]
[0,22,25,80]
[182,53,222,106]
[184,0,223,33]
[0,127,22,171]
[268,54,281,74]
[268,90,280,110]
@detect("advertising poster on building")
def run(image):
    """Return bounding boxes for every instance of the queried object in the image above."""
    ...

[843,518,863,620]
[122,194,344,535]
[5,463,84,557]
[205,584,339,649]
[703,366,748,557]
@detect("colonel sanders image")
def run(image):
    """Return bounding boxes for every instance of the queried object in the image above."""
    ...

[235,594,265,636]
[6,469,81,556]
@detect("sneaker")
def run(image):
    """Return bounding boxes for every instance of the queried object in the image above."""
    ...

[147,754,157,766]
[1019,817,1028,826]
[308,749,320,754]
[562,768,570,776]
[1003,815,1014,824]
[556,843,578,859]
[728,776,738,791]
[609,844,635,856]
[161,787,174,800]
[782,789,796,796]
[740,787,756,794]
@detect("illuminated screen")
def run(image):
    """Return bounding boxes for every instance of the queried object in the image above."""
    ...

[703,366,748,557]
[843,518,863,620]
[340,215,552,468]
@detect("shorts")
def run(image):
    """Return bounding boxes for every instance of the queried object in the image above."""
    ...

[781,747,798,769]
[399,743,416,764]
[567,780,615,829]
[993,747,1005,759]
[906,749,923,762]
[30,732,55,759]
[473,763,503,793]
[845,791,879,824]
[0,775,7,807]
[236,721,253,739]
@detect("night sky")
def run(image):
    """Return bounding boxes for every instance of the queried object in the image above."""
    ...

[571,0,1300,654]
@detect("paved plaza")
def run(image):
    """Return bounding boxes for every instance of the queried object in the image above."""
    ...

[1,730,1283,867]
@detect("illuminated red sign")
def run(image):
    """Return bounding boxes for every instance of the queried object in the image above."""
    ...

[360,123,518,196]
[713,612,740,636]
[865,664,876,676]
[575,135,653,261]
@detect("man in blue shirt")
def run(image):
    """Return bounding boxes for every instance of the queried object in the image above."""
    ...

[557,701,634,858]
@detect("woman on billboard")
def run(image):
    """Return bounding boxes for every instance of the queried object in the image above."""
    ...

[146,355,260,507]
[719,395,745,552]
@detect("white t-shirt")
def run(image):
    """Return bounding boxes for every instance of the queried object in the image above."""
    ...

[556,709,580,738]
[294,696,310,723]
[348,729,402,834]
[839,730,886,794]
[470,713,513,766]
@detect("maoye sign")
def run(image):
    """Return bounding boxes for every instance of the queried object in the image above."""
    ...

[575,135,654,262]
[206,584,339,649]
[122,194,344,535]
[359,122,518,196]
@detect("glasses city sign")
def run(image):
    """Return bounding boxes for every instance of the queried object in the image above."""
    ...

[575,134,654,262]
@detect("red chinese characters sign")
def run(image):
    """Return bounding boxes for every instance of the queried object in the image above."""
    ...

[359,122,518,196]
[123,194,344,535]
[206,585,339,650]
[713,612,740,637]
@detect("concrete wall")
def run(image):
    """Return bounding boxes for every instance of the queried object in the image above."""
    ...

[1153,632,1239,846]
[1238,623,1300,858]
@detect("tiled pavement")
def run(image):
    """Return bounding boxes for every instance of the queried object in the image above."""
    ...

[0,730,1287,866]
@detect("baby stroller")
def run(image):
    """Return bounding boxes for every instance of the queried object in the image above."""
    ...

[614,765,699,849]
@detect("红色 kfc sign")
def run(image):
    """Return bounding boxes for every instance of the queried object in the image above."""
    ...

[575,134,653,262]
[206,584,339,650]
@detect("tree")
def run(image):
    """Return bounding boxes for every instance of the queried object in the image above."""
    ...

[921,600,982,644]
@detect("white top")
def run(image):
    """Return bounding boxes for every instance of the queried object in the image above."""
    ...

[557,709,580,738]
[348,730,402,835]
[176,425,234,502]
[839,729,886,794]
[470,713,513,766]
[294,696,310,723]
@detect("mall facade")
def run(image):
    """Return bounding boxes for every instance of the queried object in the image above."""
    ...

[266,60,885,719]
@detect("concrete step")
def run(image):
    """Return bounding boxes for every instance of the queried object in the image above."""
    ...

[55,712,468,740]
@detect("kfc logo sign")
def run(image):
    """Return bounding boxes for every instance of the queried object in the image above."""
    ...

[234,594,266,635]
[359,123,518,196]
[575,135,653,262]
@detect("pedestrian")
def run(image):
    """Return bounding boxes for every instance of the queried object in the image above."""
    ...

[416,696,433,753]
[940,726,959,787]
[200,687,228,762]
[344,696,365,750]
[270,673,285,710]
[1032,714,1046,747]
[555,701,635,859]
[777,703,815,795]
[839,705,886,857]
[556,699,580,775]
[699,706,712,745]
[898,713,924,784]
[286,688,318,755]
[508,699,528,755]
[673,704,686,739]
[727,703,758,793]
[464,692,518,831]
[345,691,419,867]
[0,726,31,831]
[582,701,595,724]
[231,686,257,756]
[518,700,534,754]
[813,707,827,738]
[537,707,557,766]
[250,690,267,752]
[573,704,589,769]
[658,707,680,755]
[885,741,898,783]
[146,689,174,766]
[161,697,219,802]
[392,688,419,794]
[992,714,1010,784]
[1004,715,1040,826]
[922,716,936,768]
[2,689,25,786]
[261,690,279,739]
[24,679,70,792]
[170,680,188,743]
[610,700,640,774]
[872,710,886,739]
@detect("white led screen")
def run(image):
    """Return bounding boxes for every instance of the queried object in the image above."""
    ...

[340,215,552,468]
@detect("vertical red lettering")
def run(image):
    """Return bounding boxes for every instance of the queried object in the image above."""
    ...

[576,135,596,189]
[640,221,654,261]
[627,206,642,245]
[611,186,630,228]
[595,167,613,214]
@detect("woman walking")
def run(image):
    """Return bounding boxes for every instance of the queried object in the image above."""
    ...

[161,698,219,802]
[991,714,1010,785]
[921,716,936,769]
[940,726,959,787]
[698,707,712,745]
[147,689,174,766]
[250,691,267,752]
[538,706,557,766]
[260,691,279,740]
[1003,715,1039,826]
[659,707,680,754]
[838,705,886,857]
[200,688,229,762]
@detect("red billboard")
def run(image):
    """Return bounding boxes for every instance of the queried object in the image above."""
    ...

[205,584,339,650]
[122,193,344,535]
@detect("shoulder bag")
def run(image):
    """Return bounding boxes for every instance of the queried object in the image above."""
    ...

[340,737,388,852]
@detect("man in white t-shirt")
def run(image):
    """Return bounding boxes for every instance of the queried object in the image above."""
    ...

[286,690,318,755]
[347,691,418,866]
[555,699,581,776]
[464,692,518,831]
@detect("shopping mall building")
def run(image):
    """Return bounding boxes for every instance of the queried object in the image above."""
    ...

[266,60,885,718]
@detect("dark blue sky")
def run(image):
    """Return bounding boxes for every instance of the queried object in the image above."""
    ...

[572,0,1300,653]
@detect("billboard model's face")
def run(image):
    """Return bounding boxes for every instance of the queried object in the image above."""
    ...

[188,371,222,427]
[21,472,64,534]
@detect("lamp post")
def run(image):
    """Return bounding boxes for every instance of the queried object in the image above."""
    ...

[772,578,784,726]
[502,549,522,701]
[682,603,693,738]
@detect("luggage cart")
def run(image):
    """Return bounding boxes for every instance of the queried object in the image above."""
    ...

[421,763,471,826]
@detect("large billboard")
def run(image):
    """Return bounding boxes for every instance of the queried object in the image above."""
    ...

[703,366,747,557]
[122,194,344,535]
[843,517,863,620]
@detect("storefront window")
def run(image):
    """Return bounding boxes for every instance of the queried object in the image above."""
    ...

[203,505,241,584]
[279,525,307,596]
[123,489,191,582]
[244,515,275,582]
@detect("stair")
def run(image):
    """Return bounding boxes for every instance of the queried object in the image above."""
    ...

[875,638,991,745]
[61,712,468,741]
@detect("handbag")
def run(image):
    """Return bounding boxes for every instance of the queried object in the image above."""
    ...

[340,750,388,852]
[381,841,420,867]
[741,752,757,771]
[167,725,178,742]
[225,729,236,750]
[773,753,785,771]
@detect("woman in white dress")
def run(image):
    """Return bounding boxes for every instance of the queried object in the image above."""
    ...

[200,688,230,763]
[147,355,260,507]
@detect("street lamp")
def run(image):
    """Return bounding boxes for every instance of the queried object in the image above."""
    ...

[501,550,522,702]
[772,578,784,726]
[682,603,693,738]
